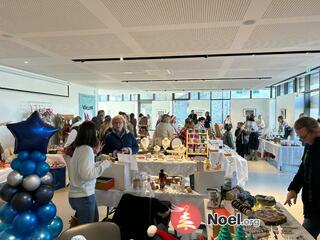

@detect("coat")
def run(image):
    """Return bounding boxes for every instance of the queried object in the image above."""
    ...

[102,130,138,155]
[288,137,320,220]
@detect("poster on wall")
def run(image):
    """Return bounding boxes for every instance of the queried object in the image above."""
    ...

[79,93,96,121]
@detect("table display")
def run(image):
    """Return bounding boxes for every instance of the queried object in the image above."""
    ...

[259,139,304,171]
[186,129,208,157]
[208,148,248,188]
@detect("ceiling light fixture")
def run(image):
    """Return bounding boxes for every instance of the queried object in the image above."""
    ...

[24,61,29,64]
[72,50,320,63]
[121,76,272,83]
[123,72,133,74]
[242,20,256,25]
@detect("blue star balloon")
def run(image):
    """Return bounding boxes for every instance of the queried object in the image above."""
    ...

[7,111,58,154]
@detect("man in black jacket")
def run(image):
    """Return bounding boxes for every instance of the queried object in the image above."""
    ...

[285,117,320,239]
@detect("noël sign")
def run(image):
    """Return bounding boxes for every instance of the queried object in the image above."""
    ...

[207,213,260,227]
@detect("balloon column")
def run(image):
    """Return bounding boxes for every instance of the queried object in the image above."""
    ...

[0,111,63,239]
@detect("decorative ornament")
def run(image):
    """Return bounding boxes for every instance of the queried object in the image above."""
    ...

[7,111,58,154]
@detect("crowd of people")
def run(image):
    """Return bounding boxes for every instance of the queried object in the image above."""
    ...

[61,109,320,238]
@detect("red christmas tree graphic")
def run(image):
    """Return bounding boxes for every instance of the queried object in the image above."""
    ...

[171,203,201,234]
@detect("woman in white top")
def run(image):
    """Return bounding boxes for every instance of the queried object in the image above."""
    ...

[68,121,112,225]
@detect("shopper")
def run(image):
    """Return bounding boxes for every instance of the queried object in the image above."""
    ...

[204,111,211,129]
[235,122,247,157]
[278,115,292,139]
[152,114,174,146]
[245,114,259,160]
[98,115,112,141]
[91,110,105,130]
[188,110,198,124]
[284,117,320,239]
[195,117,206,131]
[68,121,112,225]
[223,124,235,149]
[129,113,137,137]
[102,115,139,156]
[179,118,195,145]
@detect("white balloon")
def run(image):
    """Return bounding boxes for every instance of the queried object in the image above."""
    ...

[23,174,41,191]
[7,171,23,187]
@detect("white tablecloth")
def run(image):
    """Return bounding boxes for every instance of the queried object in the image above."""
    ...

[96,188,207,218]
[137,160,197,177]
[259,140,304,170]
[208,150,248,188]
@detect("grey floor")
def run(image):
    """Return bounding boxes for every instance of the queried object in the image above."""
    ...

[52,160,305,232]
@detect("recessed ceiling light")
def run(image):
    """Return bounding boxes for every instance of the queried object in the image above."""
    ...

[123,72,133,74]
[305,52,309,55]
[120,57,123,61]
[166,70,172,75]
[242,20,256,25]
[24,61,29,64]
[252,54,255,57]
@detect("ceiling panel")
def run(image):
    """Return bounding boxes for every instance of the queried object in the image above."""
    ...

[0,0,107,33]
[243,22,320,50]
[101,0,251,27]
[84,61,150,73]
[130,27,239,53]
[153,58,224,71]
[0,39,45,58]
[263,0,320,19]
[229,55,317,69]
[24,34,132,57]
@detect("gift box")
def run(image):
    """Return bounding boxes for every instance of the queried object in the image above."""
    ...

[50,166,66,190]
[95,177,115,191]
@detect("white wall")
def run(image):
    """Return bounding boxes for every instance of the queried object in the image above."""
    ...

[151,101,172,128]
[230,99,271,128]
[276,93,304,127]
[98,101,138,118]
[0,69,96,149]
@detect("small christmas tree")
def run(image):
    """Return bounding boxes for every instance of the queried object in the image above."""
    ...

[176,208,196,231]
[216,225,232,240]
[247,233,254,240]
[235,225,246,240]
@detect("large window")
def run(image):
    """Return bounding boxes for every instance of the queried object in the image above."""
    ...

[140,93,154,100]
[310,91,319,119]
[310,72,319,90]
[252,89,270,98]
[109,94,123,101]
[211,90,223,99]
[231,90,250,99]
[298,77,305,92]
[288,81,294,94]
[190,92,199,100]
[174,92,189,100]
[155,93,171,101]
[199,91,210,100]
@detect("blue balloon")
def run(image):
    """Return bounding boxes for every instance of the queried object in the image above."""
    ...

[0,228,22,240]
[18,151,29,161]
[0,222,10,232]
[35,202,56,224]
[47,216,63,238]
[27,226,52,240]
[12,211,38,235]
[0,203,18,224]
[6,111,58,154]
[11,159,21,171]
[19,160,36,176]
[31,151,46,162]
[36,162,50,177]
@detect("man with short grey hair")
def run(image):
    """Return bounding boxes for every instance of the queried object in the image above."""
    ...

[284,117,320,238]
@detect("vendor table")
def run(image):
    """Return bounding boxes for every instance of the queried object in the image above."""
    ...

[136,159,197,177]
[96,188,207,219]
[259,139,304,171]
[208,150,248,188]
[203,199,314,240]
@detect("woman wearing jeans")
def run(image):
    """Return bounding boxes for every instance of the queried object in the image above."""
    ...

[68,121,112,225]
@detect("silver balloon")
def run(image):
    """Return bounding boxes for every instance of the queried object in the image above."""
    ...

[7,170,23,187]
[22,174,41,191]
[41,172,53,185]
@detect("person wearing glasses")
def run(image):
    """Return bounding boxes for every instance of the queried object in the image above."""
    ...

[284,117,320,238]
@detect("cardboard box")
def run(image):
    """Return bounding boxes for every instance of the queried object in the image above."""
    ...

[194,170,225,194]
[100,162,131,190]
[96,177,114,191]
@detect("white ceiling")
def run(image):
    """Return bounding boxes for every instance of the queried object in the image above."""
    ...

[0,0,320,91]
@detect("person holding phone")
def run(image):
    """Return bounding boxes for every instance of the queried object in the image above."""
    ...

[102,115,139,157]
